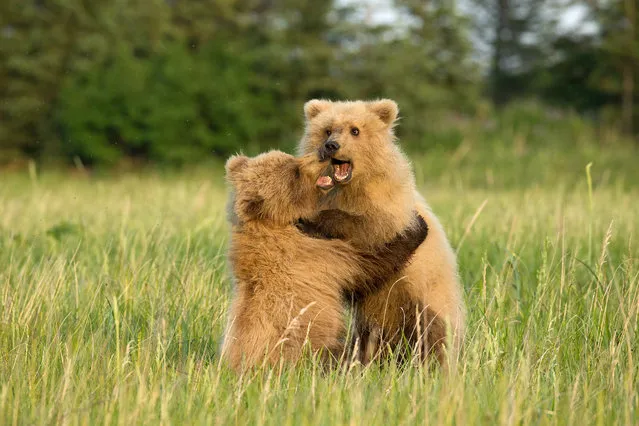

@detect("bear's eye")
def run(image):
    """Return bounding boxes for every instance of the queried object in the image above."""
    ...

[326,129,332,136]
[351,127,360,136]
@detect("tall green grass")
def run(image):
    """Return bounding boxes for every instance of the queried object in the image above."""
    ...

[1,147,637,424]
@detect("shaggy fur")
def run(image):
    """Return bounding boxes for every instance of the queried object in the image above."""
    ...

[297,99,466,366]
[220,150,428,372]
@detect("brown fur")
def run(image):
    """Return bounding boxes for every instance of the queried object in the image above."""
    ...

[220,150,428,372]
[297,99,466,367]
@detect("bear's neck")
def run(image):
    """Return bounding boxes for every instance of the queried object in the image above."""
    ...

[325,154,417,248]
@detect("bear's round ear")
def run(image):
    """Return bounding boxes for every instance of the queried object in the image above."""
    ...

[368,99,399,127]
[225,155,249,180]
[304,99,332,121]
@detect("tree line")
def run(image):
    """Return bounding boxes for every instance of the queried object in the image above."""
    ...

[474,0,638,134]
[0,0,636,166]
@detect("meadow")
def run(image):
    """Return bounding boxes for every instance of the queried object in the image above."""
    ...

[1,133,638,424]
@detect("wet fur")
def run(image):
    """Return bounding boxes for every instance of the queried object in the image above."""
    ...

[220,150,428,372]
[297,99,466,367]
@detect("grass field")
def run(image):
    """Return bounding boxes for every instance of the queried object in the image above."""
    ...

[1,144,638,424]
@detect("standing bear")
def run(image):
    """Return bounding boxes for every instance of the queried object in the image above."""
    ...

[297,99,465,366]
[221,150,429,372]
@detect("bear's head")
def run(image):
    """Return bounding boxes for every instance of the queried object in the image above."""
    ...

[297,99,407,185]
[225,150,330,225]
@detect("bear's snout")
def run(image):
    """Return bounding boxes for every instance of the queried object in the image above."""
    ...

[319,138,340,161]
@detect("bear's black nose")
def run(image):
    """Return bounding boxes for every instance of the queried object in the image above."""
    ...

[323,140,340,156]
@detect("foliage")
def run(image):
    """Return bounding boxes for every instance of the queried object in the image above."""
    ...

[469,0,639,137]
[2,0,639,166]
[469,0,556,104]
[1,0,478,166]
[334,0,480,140]
[57,42,289,165]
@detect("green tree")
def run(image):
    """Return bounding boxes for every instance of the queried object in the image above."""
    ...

[0,0,174,163]
[538,1,639,136]
[469,0,556,105]
[1,0,482,166]
[595,0,639,134]
[0,0,90,162]
[328,0,479,146]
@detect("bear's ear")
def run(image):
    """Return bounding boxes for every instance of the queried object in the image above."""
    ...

[368,99,399,127]
[238,195,265,219]
[304,99,332,121]
[225,155,249,181]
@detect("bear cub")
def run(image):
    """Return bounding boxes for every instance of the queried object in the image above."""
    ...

[298,100,466,366]
[220,150,428,372]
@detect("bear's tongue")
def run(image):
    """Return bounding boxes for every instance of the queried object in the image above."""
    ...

[316,175,334,190]
[334,163,351,182]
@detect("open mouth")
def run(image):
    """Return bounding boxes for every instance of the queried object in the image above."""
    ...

[331,158,352,184]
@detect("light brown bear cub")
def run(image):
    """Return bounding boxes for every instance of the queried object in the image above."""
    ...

[297,100,465,366]
[220,150,428,372]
